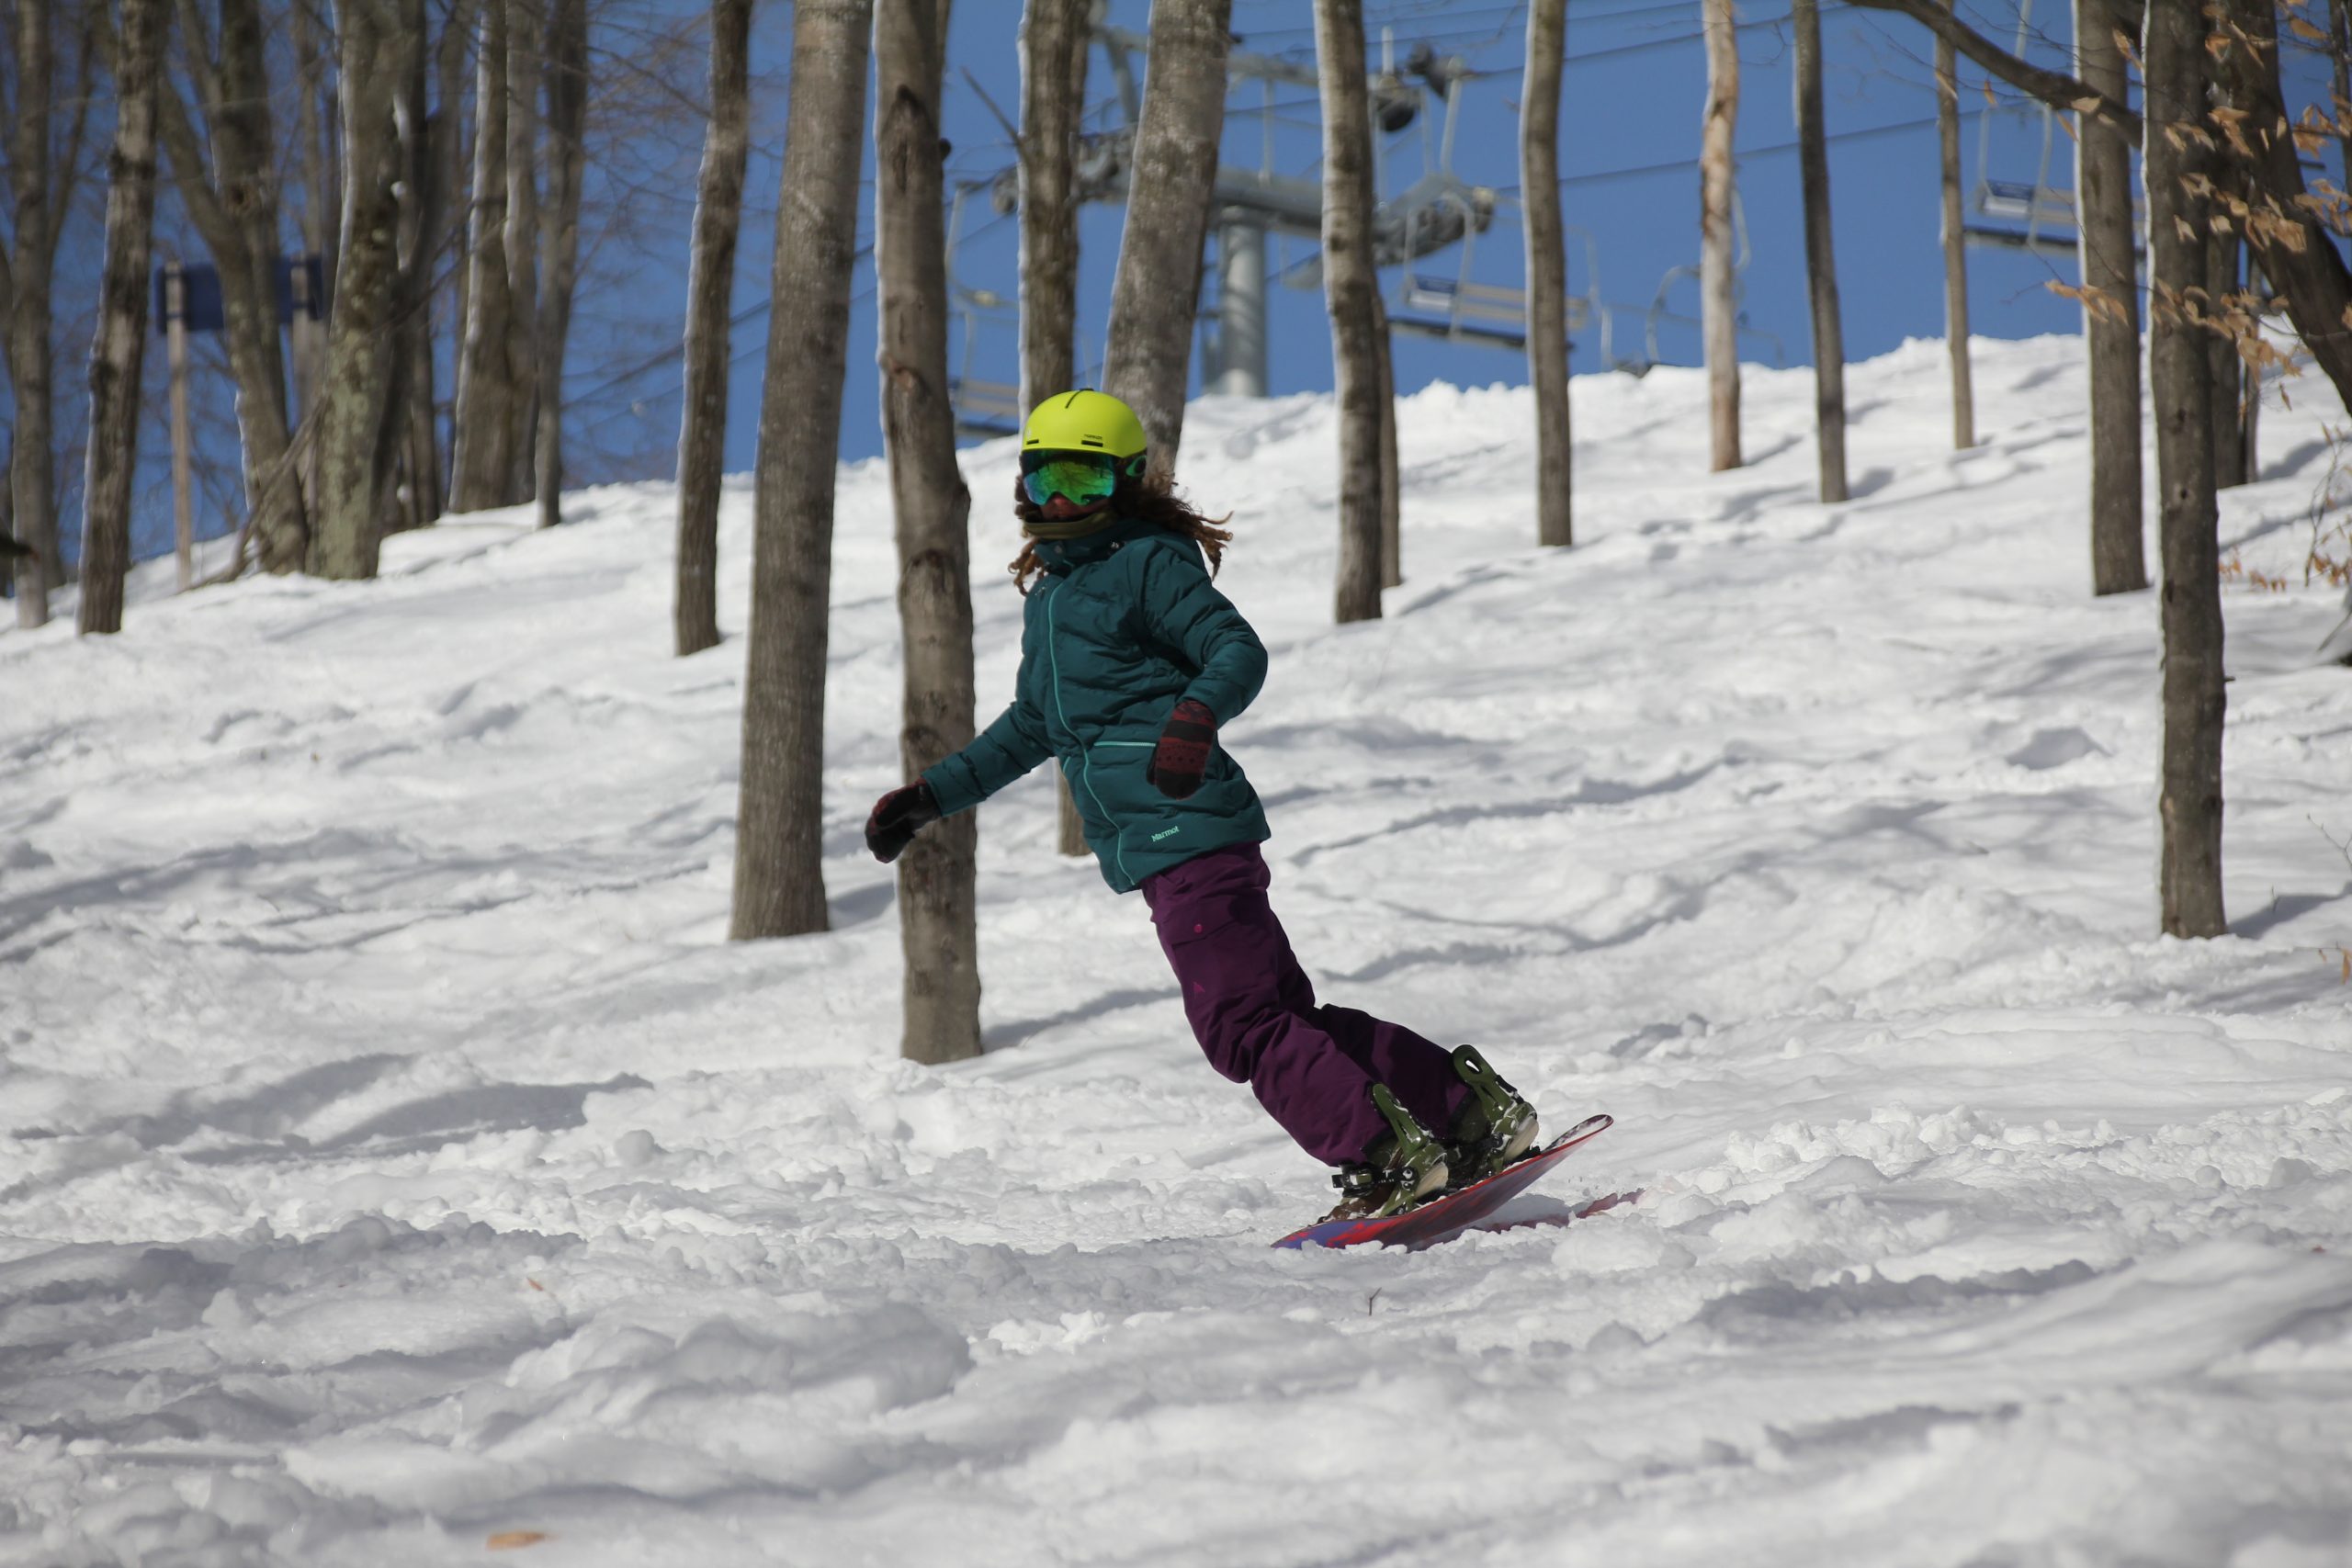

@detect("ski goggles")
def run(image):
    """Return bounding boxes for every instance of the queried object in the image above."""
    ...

[1021,448,1125,509]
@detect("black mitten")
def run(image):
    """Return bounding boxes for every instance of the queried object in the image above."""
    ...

[1145,699,1217,800]
[865,781,941,863]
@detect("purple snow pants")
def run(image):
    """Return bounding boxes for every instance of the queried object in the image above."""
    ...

[1140,842,1468,1166]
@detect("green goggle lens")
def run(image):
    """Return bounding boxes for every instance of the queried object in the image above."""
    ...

[1021,452,1122,508]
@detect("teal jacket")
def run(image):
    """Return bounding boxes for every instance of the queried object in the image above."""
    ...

[922,516,1271,892]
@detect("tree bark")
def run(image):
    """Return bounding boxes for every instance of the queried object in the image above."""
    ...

[451,0,523,511]
[1017,0,1094,857]
[310,0,418,580]
[6,0,62,626]
[1522,0,1571,547]
[729,0,871,943]
[1101,0,1230,477]
[1700,0,1741,472]
[1316,0,1382,625]
[2143,0,2225,939]
[1792,0,1848,502]
[674,0,752,659]
[2075,0,2144,594]
[877,0,982,1066]
[1936,2,1973,450]
[2205,206,2249,491]
[79,0,166,636]
[1018,0,1090,413]
[533,0,586,529]
[153,0,308,572]
[504,0,541,500]
[1373,286,1399,590]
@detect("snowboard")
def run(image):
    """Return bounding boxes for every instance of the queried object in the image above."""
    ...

[1273,1112,1616,1251]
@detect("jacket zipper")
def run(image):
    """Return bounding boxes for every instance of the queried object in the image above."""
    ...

[1045,579,1133,887]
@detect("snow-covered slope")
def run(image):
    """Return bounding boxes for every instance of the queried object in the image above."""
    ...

[5,337,2351,1567]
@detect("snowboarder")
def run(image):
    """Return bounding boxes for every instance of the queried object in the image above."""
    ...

[865,390,1537,1220]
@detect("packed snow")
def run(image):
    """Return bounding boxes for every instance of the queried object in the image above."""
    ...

[6,335,2352,1567]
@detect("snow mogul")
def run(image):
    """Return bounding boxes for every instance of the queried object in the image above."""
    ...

[864,390,1537,1221]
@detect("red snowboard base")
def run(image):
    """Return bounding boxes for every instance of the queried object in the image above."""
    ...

[1273,1113,1616,1250]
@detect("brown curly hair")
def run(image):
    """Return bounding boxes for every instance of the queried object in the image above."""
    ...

[1007,469,1235,594]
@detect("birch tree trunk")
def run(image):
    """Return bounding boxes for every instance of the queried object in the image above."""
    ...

[877,0,982,1066]
[311,0,418,580]
[1792,0,1848,503]
[1017,0,1094,858]
[2076,0,2145,594]
[674,0,753,658]
[1936,1,1973,449]
[1317,0,1383,626]
[1700,0,1741,471]
[79,0,166,636]
[1101,0,1231,476]
[451,0,520,511]
[6,0,62,626]
[2143,0,2225,939]
[1522,0,1571,547]
[533,0,586,529]
[154,0,308,572]
[729,0,871,943]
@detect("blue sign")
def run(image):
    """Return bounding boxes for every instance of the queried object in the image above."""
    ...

[154,254,327,335]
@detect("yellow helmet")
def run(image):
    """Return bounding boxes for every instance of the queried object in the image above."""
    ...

[1022,389,1148,471]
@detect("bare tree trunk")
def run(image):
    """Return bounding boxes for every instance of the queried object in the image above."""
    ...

[1019,0,1089,412]
[435,0,473,462]
[2206,218,2248,491]
[877,0,981,1065]
[153,0,308,573]
[729,0,871,943]
[1792,0,1848,503]
[1316,0,1382,626]
[1373,286,1399,589]
[1017,0,1094,857]
[1522,0,1571,547]
[1936,1,1973,450]
[533,0,585,529]
[674,0,752,658]
[451,0,520,511]
[1700,0,1741,471]
[2144,0,2225,940]
[504,0,541,500]
[1101,0,1230,476]
[2075,0,2145,594]
[79,0,166,636]
[6,0,63,626]
[311,0,418,580]
[390,0,440,536]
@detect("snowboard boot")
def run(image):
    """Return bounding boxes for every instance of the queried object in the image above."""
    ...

[1323,1085,1452,1222]
[1442,1044,1539,1189]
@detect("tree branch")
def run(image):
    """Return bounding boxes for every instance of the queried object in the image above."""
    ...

[1842,0,2143,140]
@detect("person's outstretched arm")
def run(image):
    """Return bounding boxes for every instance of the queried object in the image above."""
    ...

[867,697,1054,863]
